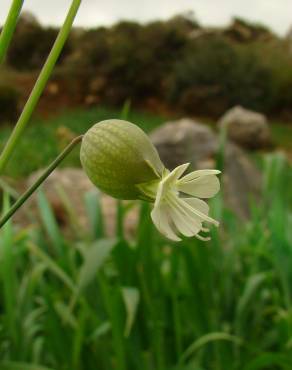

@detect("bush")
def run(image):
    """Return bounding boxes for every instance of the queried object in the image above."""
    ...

[168,36,276,116]
[73,21,188,105]
[0,85,19,124]
[259,40,292,118]
[168,37,234,115]
[7,13,72,70]
[228,45,276,112]
[4,13,292,118]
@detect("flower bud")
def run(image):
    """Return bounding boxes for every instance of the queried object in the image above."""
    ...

[80,119,164,200]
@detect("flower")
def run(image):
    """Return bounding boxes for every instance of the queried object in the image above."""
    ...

[80,119,221,242]
[138,164,220,241]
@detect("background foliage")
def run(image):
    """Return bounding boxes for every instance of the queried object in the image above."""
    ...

[2,13,292,121]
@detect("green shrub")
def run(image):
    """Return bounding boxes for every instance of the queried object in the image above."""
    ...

[6,13,72,70]
[5,13,292,118]
[0,85,19,124]
[259,40,292,118]
[168,36,276,116]
[72,20,188,105]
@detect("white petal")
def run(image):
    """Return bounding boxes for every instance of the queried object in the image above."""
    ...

[151,204,181,241]
[184,198,209,215]
[153,181,163,207]
[170,197,213,241]
[150,164,220,241]
[154,163,190,207]
[178,197,219,227]
[178,174,220,198]
[180,169,221,182]
[170,206,201,237]
[171,217,196,237]
[163,163,190,185]
[166,195,202,237]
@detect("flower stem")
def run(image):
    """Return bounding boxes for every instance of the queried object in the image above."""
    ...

[0,135,83,228]
[0,0,23,65]
[0,0,81,174]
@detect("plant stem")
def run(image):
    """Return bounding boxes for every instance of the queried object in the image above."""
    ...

[0,0,23,65]
[0,0,81,174]
[0,135,83,228]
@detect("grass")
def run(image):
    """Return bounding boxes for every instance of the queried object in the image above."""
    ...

[270,121,292,150]
[0,151,291,370]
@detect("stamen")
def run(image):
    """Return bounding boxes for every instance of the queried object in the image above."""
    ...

[169,194,219,227]
[181,199,219,227]
[196,234,211,241]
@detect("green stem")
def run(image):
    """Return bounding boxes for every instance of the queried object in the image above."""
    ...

[0,135,83,228]
[0,0,23,65]
[0,0,81,174]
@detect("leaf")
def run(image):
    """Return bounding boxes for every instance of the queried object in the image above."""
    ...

[121,286,140,337]
[236,272,268,319]
[37,190,63,253]
[0,192,18,344]
[90,321,111,342]
[120,99,131,120]
[84,190,104,239]
[54,301,77,328]
[179,332,243,365]
[77,238,116,293]
[27,242,75,292]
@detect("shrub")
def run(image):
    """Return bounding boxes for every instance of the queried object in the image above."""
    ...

[0,84,19,124]
[73,20,188,105]
[168,36,276,116]
[6,13,72,70]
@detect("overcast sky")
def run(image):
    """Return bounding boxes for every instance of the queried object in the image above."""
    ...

[1,0,292,35]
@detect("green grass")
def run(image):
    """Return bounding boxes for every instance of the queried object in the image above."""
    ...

[270,121,292,150]
[0,152,291,370]
[0,105,291,370]
[0,106,167,178]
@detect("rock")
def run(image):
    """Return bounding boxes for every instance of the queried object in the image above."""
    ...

[150,118,262,218]
[17,168,139,238]
[218,106,271,150]
[151,118,218,170]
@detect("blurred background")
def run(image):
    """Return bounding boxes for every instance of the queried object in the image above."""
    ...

[0,1,291,369]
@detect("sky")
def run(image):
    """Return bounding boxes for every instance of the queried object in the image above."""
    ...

[1,0,292,36]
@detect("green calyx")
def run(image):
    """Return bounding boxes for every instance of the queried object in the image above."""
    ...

[80,119,165,200]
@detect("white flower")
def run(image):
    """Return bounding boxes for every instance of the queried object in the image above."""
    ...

[81,120,221,242]
[147,163,220,241]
